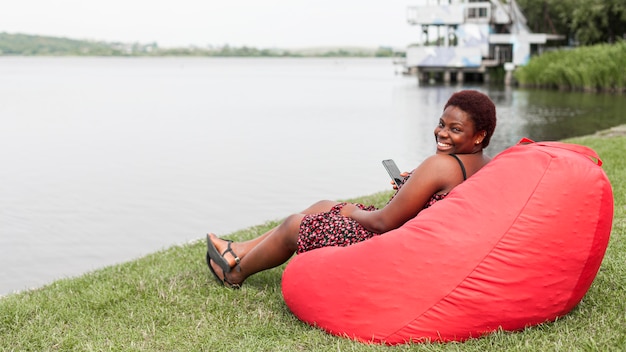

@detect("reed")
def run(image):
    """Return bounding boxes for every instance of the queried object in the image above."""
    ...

[515,42,626,92]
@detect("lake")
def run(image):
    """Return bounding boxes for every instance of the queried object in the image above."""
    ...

[1,57,625,296]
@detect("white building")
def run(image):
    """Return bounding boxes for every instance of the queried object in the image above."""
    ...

[404,0,563,83]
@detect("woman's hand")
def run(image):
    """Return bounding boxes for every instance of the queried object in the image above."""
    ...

[391,171,411,190]
[339,203,359,218]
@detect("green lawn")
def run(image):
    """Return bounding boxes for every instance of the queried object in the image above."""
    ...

[1,132,625,351]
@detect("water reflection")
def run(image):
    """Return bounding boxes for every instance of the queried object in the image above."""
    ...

[506,88,626,142]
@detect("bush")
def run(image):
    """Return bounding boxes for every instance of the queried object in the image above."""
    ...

[515,41,626,92]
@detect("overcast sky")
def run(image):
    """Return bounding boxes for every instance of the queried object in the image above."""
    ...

[0,0,420,49]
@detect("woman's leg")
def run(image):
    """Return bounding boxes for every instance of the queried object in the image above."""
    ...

[209,200,338,266]
[209,212,305,286]
[208,200,338,286]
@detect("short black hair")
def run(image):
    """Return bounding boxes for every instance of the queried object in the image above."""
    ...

[444,90,497,148]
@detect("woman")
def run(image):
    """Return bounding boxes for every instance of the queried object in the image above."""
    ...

[206,90,497,289]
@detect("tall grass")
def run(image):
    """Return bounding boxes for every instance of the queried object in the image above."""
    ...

[515,41,626,92]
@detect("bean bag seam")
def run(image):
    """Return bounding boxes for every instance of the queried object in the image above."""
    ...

[564,174,613,309]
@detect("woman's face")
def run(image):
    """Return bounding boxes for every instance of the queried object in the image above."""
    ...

[434,105,485,154]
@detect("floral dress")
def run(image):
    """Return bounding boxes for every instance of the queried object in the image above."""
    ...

[295,192,447,254]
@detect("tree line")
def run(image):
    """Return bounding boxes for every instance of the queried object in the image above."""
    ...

[1,2,623,57]
[517,0,625,45]
[0,32,399,57]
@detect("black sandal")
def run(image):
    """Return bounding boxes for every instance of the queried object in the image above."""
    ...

[205,234,241,273]
[206,255,241,289]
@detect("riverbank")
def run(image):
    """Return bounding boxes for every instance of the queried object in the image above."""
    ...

[1,131,625,351]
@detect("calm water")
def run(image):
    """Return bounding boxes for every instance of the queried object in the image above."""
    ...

[1,57,625,296]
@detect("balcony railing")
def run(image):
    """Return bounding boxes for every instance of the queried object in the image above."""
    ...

[407,3,493,26]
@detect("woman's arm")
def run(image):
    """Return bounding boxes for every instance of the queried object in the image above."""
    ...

[341,155,465,233]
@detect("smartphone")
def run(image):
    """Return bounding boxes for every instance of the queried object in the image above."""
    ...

[382,159,404,188]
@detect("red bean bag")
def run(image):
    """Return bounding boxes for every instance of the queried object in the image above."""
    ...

[281,139,613,345]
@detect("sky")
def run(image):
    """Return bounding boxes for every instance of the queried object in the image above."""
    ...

[0,0,421,49]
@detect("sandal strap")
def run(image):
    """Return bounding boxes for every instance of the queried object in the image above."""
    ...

[221,240,241,272]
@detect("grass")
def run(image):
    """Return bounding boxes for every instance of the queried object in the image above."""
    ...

[515,41,626,93]
[1,133,625,351]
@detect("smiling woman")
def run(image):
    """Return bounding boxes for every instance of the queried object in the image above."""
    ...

[436,91,496,154]
[205,90,498,289]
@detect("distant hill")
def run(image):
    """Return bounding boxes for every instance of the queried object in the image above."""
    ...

[0,32,158,56]
[0,32,402,57]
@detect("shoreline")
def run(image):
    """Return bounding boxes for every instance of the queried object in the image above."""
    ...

[2,124,625,299]
[1,127,624,350]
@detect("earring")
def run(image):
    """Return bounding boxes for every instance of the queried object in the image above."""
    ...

[475,140,480,145]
